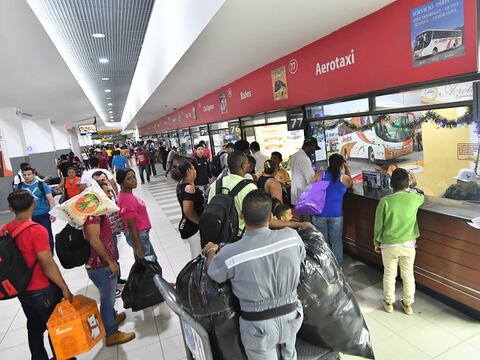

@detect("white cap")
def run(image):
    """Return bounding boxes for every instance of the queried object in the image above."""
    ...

[453,169,478,182]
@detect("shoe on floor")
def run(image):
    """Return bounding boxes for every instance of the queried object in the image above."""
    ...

[115,289,122,298]
[106,330,135,346]
[402,301,413,315]
[115,312,126,327]
[117,278,127,285]
[384,301,394,313]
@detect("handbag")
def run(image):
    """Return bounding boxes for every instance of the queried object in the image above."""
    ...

[295,178,330,215]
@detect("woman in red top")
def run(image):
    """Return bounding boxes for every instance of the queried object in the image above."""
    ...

[4,191,72,360]
[135,147,151,184]
[59,167,81,200]
[83,181,135,346]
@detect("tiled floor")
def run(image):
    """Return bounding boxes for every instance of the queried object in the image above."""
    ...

[0,166,479,359]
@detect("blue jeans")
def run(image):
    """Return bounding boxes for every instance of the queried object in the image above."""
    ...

[87,267,117,337]
[138,165,150,183]
[32,212,54,255]
[125,230,157,262]
[312,216,344,263]
[18,284,62,360]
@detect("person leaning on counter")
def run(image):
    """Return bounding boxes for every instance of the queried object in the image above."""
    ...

[443,168,480,201]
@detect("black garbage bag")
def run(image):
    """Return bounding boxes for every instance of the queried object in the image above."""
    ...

[297,228,375,359]
[176,255,246,360]
[122,259,164,311]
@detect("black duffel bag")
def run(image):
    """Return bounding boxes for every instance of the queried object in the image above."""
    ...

[122,259,164,311]
[176,255,246,360]
[297,228,375,359]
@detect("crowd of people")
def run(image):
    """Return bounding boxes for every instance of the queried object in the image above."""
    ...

[3,135,426,360]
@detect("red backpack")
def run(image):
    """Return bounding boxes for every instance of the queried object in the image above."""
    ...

[0,221,38,299]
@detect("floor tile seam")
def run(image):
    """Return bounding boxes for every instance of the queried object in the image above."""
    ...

[430,339,473,359]
[0,307,21,343]
[395,318,464,357]
[422,312,479,339]
[465,332,480,351]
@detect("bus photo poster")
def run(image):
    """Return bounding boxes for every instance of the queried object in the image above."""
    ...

[411,0,465,67]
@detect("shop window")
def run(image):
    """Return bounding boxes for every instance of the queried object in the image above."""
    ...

[323,98,369,116]
[190,125,211,150]
[375,81,472,110]
[178,128,192,155]
[266,111,287,124]
[210,120,240,154]
[306,104,323,119]
[241,115,266,126]
[209,120,230,130]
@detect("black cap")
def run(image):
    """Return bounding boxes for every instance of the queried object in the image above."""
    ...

[303,137,320,150]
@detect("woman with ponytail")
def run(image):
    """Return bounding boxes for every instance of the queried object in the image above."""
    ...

[312,153,353,263]
[171,162,204,258]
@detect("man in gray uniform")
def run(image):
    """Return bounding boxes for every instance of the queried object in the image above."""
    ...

[203,190,306,360]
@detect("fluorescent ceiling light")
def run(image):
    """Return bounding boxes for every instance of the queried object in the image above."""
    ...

[105,89,111,93]
[99,58,109,63]
[107,103,113,106]
[109,111,113,113]
[92,33,106,38]
[106,97,111,100]
[101,77,109,81]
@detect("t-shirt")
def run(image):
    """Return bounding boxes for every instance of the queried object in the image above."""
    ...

[136,152,149,166]
[65,176,81,199]
[290,149,315,205]
[208,174,257,233]
[192,156,211,186]
[106,149,113,158]
[99,156,109,169]
[253,151,270,173]
[83,216,118,268]
[19,180,52,216]
[80,168,114,187]
[117,191,152,232]
[176,182,204,239]
[112,155,128,171]
[4,220,50,291]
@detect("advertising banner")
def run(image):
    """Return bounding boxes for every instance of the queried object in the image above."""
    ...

[141,0,477,135]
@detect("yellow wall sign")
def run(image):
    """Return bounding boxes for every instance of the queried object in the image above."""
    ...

[457,143,479,161]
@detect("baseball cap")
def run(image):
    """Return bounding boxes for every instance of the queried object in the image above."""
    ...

[454,169,478,182]
[303,137,320,150]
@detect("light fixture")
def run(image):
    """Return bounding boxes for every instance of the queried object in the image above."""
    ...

[99,58,109,63]
[110,120,114,122]
[101,77,109,81]
[110,116,114,119]
[107,103,113,106]
[109,111,113,114]
[92,33,105,38]
[106,97,111,100]
[104,89,111,93]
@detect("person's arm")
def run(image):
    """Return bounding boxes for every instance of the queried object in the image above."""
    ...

[373,199,385,252]
[269,217,314,229]
[126,219,145,259]
[59,178,65,190]
[85,221,120,274]
[105,172,119,195]
[268,179,283,203]
[37,251,73,302]
[183,184,200,224]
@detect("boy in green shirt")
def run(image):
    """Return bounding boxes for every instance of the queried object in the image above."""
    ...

[374,168,424,315]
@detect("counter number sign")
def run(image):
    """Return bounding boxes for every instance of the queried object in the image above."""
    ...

[287,109,305,131]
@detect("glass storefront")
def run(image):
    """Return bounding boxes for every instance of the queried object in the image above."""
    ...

[210,120,240,154]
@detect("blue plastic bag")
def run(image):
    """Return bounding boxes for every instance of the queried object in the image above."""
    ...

[295,180,330,215]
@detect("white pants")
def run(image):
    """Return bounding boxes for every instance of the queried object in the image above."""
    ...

[185,232,201,259]
[381,247,416,305]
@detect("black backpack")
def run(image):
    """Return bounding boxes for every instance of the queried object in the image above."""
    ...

[16,180,46,198]
[0,221,38,300]
[210,151,226,177]
[199,177,253,247]
[55,224,90,269]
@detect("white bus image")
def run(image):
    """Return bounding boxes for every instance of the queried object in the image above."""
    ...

[413,29,463,59]
[337,114,414,162]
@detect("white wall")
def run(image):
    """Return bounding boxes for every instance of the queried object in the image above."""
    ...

[0,107,27,158]
[50,123,71,150]
[120,0,225,129]
[21,117,55,154]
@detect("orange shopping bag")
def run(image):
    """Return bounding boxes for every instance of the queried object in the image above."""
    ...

[47,295,105,360]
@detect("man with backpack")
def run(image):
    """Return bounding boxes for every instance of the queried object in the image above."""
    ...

[12,162,30,190]
[211,142,234,179]
[2,190,73,360]
[17,166,56,253]
[192,143,212,198]
[146,140,158,177]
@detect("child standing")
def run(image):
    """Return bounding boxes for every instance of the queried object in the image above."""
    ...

[374,168,424,315]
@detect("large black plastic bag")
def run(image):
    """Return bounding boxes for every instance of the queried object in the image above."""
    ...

[122,259,164,311]
[297,228,375,359]
[176,255,246,360]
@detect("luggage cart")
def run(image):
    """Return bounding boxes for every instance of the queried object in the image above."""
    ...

[153,275,340,360]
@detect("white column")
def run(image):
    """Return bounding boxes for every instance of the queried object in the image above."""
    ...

[50,123,72,151]
[0,107,27,175]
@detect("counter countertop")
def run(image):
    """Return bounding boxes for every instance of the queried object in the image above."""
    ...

[349,184,480,221]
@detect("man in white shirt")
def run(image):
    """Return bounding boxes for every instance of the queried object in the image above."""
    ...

[80,156,118,194]
[290,138,319,205]
[250,141,270,174]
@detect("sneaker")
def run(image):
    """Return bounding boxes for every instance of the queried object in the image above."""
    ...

[115,289,122,298]
[106,330,135,346]
[384,302,394,313]
[117,278,127,285]
[402,301,413,315]
[115,312,126,327]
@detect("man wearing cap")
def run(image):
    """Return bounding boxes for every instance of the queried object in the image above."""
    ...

[444,168,480,201]
[289,138,320,205]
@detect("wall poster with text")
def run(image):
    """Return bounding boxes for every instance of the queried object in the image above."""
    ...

[411,0,465,67]
[271,66,288,101]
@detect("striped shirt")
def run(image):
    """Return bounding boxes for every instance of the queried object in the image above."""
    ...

[208,227,306,312]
